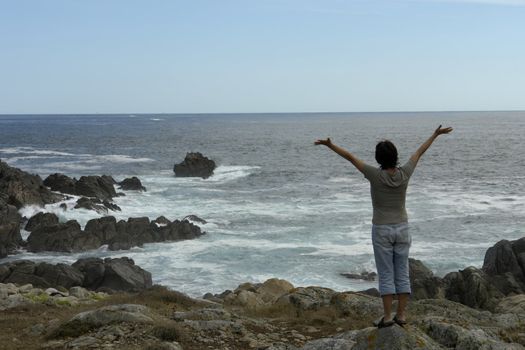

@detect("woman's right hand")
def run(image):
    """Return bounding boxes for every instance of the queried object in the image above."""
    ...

[314,137,333,146]
[434,125,453,136]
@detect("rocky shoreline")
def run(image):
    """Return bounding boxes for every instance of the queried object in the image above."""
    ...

[0,238,524,349]
[0,160,206,257]
[2,159,525,349]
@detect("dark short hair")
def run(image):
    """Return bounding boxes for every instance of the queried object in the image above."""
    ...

[375,140,398,169]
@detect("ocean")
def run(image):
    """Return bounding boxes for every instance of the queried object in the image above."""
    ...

[0,112,524,296]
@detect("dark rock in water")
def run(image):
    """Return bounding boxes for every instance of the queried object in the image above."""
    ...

[409,258,444,300]
[22,213,204,255]
[155,219,205,243]
[340,271,376,281]
[25,212,59,231]
[173,152,216,179]
[84,216,204,252]
[43,173,77,195]
[72,257,152,292]
[75,175,117,200]
[183,214,207,224]
[118,177,146,191]
[443,266,503,310]
[0,201,22,258]
[0,257,152,292]
[0,160,63,208]
[101,175,117,184]
[153,216,171,226]
[102,200,120,211]
[84,216,118,243]
[27,220,101,253]
[43,173,118,200]
[74,197,121,214]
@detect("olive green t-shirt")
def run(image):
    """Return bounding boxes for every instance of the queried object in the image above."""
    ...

[362,159,417,225]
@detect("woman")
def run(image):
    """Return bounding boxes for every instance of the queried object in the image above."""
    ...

[315,125,453,328]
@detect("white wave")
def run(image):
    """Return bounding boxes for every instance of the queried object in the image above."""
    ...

[150,118,164,121]
[205,165,261,183]
[0,147,74,156]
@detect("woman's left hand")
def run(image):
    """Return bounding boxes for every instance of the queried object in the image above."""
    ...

[315,137,333,146]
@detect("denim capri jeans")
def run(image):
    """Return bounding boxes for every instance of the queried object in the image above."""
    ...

[372,223,412,296]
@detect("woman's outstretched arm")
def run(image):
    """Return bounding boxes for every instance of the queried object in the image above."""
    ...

[314,138,366,173]
[410,125,453,164]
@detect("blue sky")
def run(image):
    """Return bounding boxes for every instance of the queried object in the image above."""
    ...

[0,0,524,114]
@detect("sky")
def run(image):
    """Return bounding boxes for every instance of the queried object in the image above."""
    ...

[0,0,524,114]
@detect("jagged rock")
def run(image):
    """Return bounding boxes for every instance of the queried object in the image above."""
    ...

[73,257,152,292]
[340,271,376,281]
[257,278,295,303]
[358,288,380,297]
[27,220,101,253]
[43,173,118,200]
[28,215,204,254]
[43,173,77,194]
[0,258,152,293]
[276,286,337,312]
[57,304,153,333]
[118,177,146,191]
[75,175,117,200]
[173,152,216,178]
[25,212,59,231]
[183,214,207,224]
[153,216,171,226]
[0,160,63,208]
[496,295,525,314]
[0,260,83,289]
[330,292,383,318]
[483,238,525,294]
[74,197,121,214]
[0,201,22,258]
[443,266,504,310]
[349,325,445,350]
[409,258,444,300]
[421,318,523,349]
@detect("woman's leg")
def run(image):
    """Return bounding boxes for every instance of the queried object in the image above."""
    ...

[396,293,409,321]
[381,294,394,322]
[393,223,412,321]
[372,225,396,322]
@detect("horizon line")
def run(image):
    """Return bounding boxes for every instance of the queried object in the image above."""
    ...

[1,109,524,116]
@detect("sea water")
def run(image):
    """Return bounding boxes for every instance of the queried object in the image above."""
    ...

[0,112,524,296]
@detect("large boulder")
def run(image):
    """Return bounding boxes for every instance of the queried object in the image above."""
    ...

[0,258,152,292]
[25,212,59,231]
[27,220,101,253]
[443,266,504,310]
[43,173,118,200]
[409,258,444,300]
[0,160,63,208]
[483,238,525,294]
[0,260,83,288]
[118,177,146,191]
[173,152,216,179]
[73,257,152,292]
[0,201,22,258]
[75,175,117,200]
[74,197,121,214]
[43,173,77,194]
[23,215,204,254]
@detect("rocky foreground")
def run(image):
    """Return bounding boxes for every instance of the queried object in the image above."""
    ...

[2,236,525,350]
